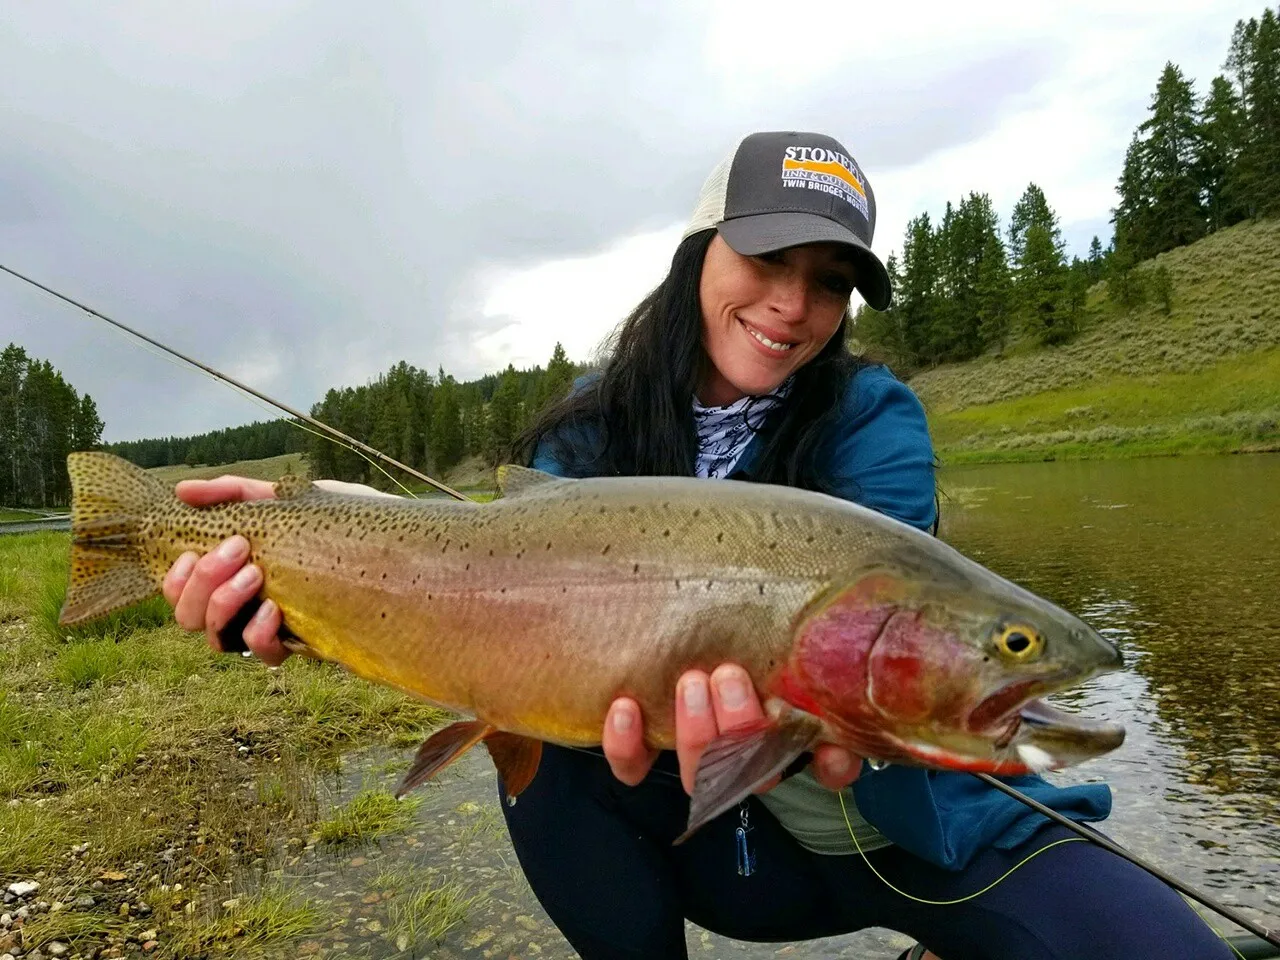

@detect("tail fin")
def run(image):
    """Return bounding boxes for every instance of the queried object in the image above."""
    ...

[59,452,168,627]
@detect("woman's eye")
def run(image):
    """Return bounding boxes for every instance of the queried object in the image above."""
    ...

[822,273,855,296]
[754,251,786,265]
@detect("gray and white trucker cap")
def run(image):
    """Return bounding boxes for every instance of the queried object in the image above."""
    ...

[682,131,892,310]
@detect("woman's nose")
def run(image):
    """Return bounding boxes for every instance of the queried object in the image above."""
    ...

[765,272,809,322]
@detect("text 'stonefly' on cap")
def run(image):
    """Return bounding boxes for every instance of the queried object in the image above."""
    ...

[682,131,892,311]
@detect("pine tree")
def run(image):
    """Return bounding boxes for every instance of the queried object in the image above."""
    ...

[853,254,912,364]
[1198,74,1249,229]
[1007,183,1056,266]
[1087,236,1106,283]
[1227,7,1280,218]
[1141,63,1207,251]
[898,213,942,365]
[485,365,523,463]
[72,395,104,452]
[975,231,1014,352]
[1019,224,1070,345]
[429,371,465,473]
[1113,134,1156,263]
[1009,185,1069,344]
[536,342,576,411]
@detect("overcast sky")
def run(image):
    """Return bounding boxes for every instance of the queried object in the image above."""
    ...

[0,1,1260,442]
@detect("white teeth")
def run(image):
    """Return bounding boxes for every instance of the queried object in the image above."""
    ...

[744,323,793,352]
[1016,743,1055,773]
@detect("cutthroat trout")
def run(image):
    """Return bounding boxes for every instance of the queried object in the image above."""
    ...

[60,452,1124,839]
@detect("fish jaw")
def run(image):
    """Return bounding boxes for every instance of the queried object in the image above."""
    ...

[784,567,1126,774]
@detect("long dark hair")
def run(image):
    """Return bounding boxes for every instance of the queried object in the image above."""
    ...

[510,229,868,493]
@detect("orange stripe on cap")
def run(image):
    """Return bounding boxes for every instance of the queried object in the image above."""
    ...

[782,158,867,198]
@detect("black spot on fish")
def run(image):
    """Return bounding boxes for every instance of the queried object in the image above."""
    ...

[663,530,670,538]
[601,544,610,556]
[758,584,765,595]
[633,563,640,574]
[716,531,724,543]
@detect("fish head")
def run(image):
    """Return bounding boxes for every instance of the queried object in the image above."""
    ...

[787,545,1125,775]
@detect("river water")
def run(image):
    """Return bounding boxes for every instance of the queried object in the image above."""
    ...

[252,455,1280,958]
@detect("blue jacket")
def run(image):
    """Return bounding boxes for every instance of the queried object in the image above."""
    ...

[531,363,1112,871]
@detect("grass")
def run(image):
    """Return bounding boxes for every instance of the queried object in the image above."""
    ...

[14,910,127,950]
[0,531,453,957]
[171,884,324,954]
[0,507,59,521]
[909,218,1280,462]
[315,787,423,846]
[372,868,478,948]
[147,452,309,485]
[930,348,1280,462]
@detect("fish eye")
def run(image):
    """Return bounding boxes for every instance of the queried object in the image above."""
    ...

[995,624,1044,662]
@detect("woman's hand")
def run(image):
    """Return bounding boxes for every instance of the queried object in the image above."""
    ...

[160,475,290,666]
[601,663,861,795]
[161,475,397,666]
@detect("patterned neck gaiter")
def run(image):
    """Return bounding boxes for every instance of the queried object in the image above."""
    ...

[692,379,792,479]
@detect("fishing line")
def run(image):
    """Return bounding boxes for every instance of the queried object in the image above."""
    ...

[0,262,469,502]
[50,304,421,500]
[6,262,1274,955]
[839,791,1259,960]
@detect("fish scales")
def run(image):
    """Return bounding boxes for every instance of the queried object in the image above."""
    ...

[59,452,1125,833]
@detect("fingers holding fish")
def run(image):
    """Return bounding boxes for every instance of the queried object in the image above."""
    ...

[174,475,276,507]
[241,600,288,666]
[169,535,249,635]
[602,697,657,786]
[675,665,776,796]
[810,744,860,790]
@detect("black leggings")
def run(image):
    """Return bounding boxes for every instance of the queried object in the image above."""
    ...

[499,744,1234,959]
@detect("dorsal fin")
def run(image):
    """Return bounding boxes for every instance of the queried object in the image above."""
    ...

[496,464,565,498]
[273,474,316,500]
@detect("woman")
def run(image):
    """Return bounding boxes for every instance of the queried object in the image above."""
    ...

[162,132,1231,960]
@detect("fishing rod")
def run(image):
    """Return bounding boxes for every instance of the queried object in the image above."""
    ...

[0,262,471,503]
[973,772,1279,951]
[3,263,1277,953]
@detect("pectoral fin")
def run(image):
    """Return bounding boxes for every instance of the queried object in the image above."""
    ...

[484,732,543,797]
[395,720,493,797]
[674,710,824,845]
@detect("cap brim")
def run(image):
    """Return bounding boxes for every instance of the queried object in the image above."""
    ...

[718,212,892,311]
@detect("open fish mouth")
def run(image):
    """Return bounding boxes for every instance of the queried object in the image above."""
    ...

[999,698,1126,771]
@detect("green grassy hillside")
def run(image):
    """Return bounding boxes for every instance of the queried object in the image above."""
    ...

[910,218,1280,461]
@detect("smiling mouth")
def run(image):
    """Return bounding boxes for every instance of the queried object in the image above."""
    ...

[739,318,795,353]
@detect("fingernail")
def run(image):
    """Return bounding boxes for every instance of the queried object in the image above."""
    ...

[716,673,748,710]
[682,677,709,714]
[251,598,277,625]
[231,564,261,591]
[217,536,249,562]
[612,704,634,732]
[171,553,197,581]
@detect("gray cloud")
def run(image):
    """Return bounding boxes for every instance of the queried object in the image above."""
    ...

[0,2,1053,442]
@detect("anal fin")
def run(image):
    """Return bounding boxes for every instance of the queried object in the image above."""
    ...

[485,732,543,797]
[395,720,493,797]
[674,709,824,845]
[394,721,545,799]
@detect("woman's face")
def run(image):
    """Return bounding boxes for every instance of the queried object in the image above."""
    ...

[697,234,857,406]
